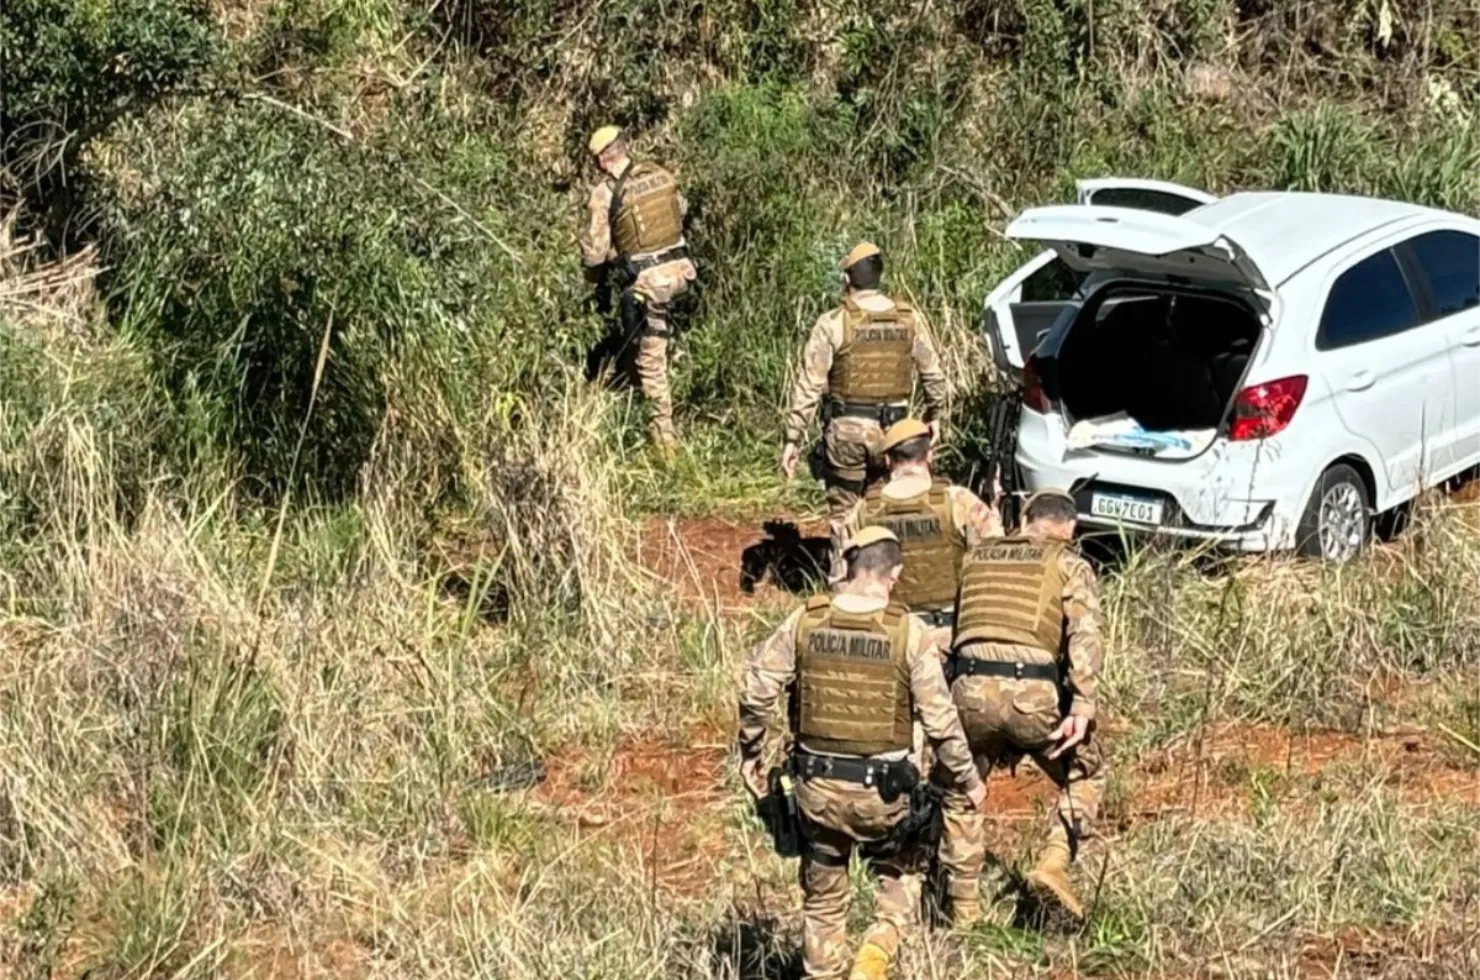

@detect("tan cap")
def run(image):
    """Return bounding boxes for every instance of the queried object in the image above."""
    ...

[1024,487,1076,509]
[844,526,899,552]
[881,418,931,453]
[588,125,623,156]
[841,241,881,271]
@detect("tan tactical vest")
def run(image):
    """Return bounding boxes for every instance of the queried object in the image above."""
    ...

[954,537,1067,655]
[827,296,917,404]
[792,596,913,757]
[859,479,964,612]
[610,162,683,258]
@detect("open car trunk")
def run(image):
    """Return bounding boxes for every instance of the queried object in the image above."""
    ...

[1051,284,1262,459]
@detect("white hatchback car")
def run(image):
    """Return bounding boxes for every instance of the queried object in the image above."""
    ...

[984,180,1480,560]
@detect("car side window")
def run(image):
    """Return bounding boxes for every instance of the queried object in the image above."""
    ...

[1317,248,1419,351]
[1021,257,1086,302]
[1084,187,1205,216]
[1404,229,1480,320]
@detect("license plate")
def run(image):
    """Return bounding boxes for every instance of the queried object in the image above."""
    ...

[1090,493,1164,526]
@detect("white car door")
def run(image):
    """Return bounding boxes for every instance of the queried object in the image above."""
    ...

[1313,243,1458,501]
[1396,227,1480,469]
[984,178,1216,378]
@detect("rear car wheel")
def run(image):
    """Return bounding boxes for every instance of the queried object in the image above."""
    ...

[1296,464,1370,562]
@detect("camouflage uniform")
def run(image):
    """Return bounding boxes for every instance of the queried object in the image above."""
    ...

[738,595,982,980]
[782,295,949,570]
[937,543,1106,921]
[838,474,1003,650]
[581,166,697,448]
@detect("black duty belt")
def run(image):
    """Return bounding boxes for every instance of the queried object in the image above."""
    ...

[950,657,1060,682]
[916,608,955,628]
[793,751,905,789]
[628,246,688,273]
[831,401,908,426]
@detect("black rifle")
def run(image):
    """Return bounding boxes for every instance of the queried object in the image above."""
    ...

[983,389,1024,532]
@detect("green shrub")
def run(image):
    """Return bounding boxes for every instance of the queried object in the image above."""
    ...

[92,90,594,501]
[0,0,217,192]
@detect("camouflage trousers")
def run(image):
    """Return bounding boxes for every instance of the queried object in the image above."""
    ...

[936,674,1108,913]
[621,258,694,448]
[796,775,922,980]
[617,324,674,447]
[822,415,887,579]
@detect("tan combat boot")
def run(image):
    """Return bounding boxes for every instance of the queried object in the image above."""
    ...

[1025,839,1083,920]
[948,883,982,929]
[650,431,679,464]
[847,942,890,980]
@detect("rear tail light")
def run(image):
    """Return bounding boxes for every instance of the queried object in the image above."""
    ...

[1229,375,1308,441]
[1022,355,1051,413]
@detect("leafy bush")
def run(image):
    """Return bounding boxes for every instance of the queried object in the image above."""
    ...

[93,90,595,501]
[0,0,218,205]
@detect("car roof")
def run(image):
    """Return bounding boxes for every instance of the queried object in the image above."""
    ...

[1180,192,1453,286]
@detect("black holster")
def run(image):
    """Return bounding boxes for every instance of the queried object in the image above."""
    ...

[878,759,921,803]
[755,766,803,858]
[873,777,943,860]
[806,440,829,484]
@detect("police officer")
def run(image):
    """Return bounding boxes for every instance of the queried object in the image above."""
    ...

[936,489,1107,925]
[838,418,1002,650]
[738,527,986,980]
[580,125,697,453]
[779,244,949,576]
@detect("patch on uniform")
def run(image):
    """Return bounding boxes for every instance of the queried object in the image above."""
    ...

[879,514,942,542]
[854,326,911,344]
[972,542,1047,563]
[805,628,892,661]
[625,171,671,196]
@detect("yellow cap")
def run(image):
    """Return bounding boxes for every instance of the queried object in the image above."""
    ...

[881,418,931,453]
[844,526,899,552]
[841,241,881,271]
[588,125,623,156]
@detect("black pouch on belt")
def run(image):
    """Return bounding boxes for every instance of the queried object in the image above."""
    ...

[871,771,943,859]
[878,759,921,803]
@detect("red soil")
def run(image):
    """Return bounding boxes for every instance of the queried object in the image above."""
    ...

[532,729,733,896]
[636,514,827,611]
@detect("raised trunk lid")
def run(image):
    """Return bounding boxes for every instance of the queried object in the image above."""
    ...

[1006,206,1274,299]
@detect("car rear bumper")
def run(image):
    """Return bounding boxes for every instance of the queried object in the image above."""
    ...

[1015,410,1307,552]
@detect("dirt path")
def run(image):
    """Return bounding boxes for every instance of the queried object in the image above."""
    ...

[636,513,830,613]
[521,720,1478,900]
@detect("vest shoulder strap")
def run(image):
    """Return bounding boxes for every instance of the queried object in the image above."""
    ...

[927,480,954,519]
[838,301,858,348]
[606,168,632,235]
[796,594,833,641]
[882,602,909,628]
